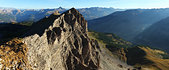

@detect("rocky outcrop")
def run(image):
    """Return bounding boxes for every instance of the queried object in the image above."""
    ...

[20,8,100,70]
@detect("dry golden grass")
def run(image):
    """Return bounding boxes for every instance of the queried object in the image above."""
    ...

[0,38,30,69]
[140,47,169,70]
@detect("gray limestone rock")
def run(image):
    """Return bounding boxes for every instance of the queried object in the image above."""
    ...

[22,8,100,70]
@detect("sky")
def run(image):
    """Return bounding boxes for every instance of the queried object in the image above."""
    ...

[0,0,169,9]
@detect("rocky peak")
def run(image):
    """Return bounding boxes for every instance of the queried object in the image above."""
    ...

[56,7,66,12]
[24,8,87,37]
[63,8,87,32]
[14,8,100,70]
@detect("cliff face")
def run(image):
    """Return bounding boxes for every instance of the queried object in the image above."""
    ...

[21,8,100,70]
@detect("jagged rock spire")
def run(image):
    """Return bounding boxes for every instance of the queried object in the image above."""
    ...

[21,8,100,70]
[23,8,87,37]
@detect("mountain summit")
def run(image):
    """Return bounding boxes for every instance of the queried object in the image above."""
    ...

[23,8,87,37]
[22,8,100,70]
[0,8,100,70]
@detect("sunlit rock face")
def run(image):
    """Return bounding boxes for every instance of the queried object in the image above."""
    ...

[22,8,100,70]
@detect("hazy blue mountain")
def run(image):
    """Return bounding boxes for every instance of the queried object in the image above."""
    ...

[135,17,169,52]
[0,7,123,23]
[0,13,16,23]
[77,7,124,20]
[0,7,67,23]
[88,8,169,41]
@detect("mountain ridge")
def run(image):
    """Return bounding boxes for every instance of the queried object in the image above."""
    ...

[0,7,123,23]
[88,8,169,41]
[135,16,169,53]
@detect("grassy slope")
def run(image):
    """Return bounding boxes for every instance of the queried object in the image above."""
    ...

[0,38,30,69]
[126,46,169,70]
[140,47,169,70]
[88,31,169,70]
[88,31,132,47]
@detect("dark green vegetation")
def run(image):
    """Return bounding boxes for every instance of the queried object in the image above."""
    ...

[88,8,169,41]
[17,21,34,26]
[89,31,169,70]
[88,31,132,48]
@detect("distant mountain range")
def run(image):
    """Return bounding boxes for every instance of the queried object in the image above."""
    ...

[0,7,66,23]
[77,7,124,20]
[88,8,169,41]
[0,7,124,23]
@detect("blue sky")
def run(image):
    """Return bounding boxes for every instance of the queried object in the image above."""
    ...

[0,0,169,9]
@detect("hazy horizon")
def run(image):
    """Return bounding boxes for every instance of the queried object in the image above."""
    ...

[0,0,169,9]
[1,6,169,10]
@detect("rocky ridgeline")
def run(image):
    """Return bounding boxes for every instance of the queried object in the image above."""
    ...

[0,8,100,70]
